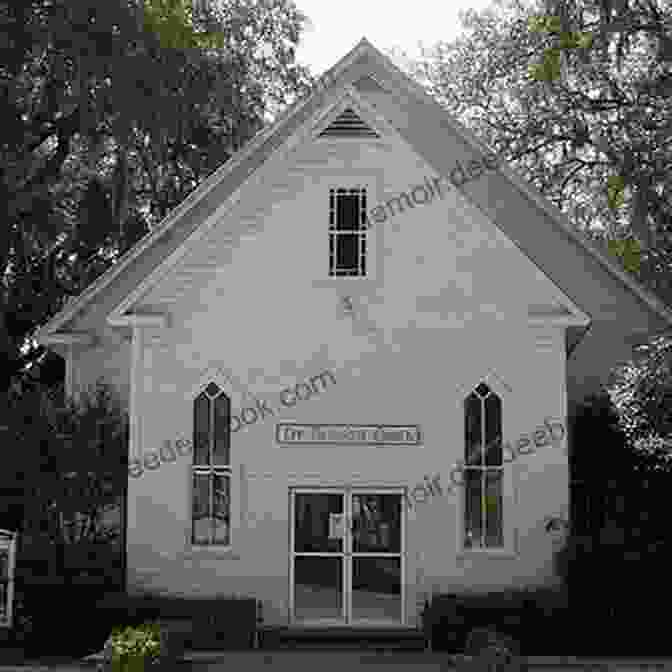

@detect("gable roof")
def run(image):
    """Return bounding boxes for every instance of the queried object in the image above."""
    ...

[35,37,672,348]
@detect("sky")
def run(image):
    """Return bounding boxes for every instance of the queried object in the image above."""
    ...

[293,0,498,76]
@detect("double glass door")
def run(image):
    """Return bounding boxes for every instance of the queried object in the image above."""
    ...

[290,489,404,625]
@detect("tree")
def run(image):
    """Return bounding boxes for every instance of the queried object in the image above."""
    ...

[609,333,672,459]
[0,381,131,655]
[0,0,313,396]
[525,0,672,282]
[0,379,129,546]
[407,0,672,307]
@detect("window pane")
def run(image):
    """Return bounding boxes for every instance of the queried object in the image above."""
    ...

[360,191,367,229]
[213,394,230,465]
[464,469,483,549]
[0,582,6,620]
[205,382,220,397]
[352,494,401,554]
[464,393,482,466]
[336,234,358,272]
[213,473,230,545]
[360,237,366,275]
[485,471,503,547]
[337,193,359,231]
[192,472,211,544]
[194,393,210,465]
[485,393,502,466]
[0,551,7,580]
[294,493,344,554]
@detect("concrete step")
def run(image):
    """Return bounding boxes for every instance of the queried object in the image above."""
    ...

[258,626,427,650]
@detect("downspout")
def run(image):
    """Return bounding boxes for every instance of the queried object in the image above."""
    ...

[126,325,142,594]
[65,343,74,400]
[130,325,143,465]
[121,471,127,594]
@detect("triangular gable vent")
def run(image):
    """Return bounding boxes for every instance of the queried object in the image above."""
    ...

[319,107,380,138]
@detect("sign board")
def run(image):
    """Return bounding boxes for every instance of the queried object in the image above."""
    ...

[276,424,421,445]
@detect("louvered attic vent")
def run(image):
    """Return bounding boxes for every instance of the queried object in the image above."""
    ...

[319,107,379,138]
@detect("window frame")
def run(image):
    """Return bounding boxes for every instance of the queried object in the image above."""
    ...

[312,171,382,290]
[191,382,232,549]
[329,187,369,278]
[456,378,516,557]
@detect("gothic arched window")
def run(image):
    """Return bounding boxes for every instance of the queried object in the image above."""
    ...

[463,382,503,549]
[192,382,231,546]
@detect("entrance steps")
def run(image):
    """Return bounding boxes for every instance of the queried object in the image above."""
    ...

[257,626,427,650]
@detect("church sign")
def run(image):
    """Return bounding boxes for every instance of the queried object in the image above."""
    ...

[276,423,421,445]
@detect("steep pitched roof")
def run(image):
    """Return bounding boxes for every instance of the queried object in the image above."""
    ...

[35,37,672,347]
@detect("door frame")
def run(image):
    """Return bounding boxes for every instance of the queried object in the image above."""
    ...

[288,486,406,627]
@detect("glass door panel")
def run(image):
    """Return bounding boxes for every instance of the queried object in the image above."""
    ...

[350,493,402,624]
[292,491,345,623]
[294,492,344,553]
[293,556,343,622]
[352,557,402,622]
[351,493,401,553]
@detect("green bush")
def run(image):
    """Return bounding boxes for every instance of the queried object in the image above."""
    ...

[100,620,188,672]
[109,622,162,671]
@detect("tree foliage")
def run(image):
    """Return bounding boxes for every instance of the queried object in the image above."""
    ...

[142,0,226,49]
[0,0,313,395]
[526,0,672,280]
[0,380,129,545]
[609,334,672,458]
[408,0,672,306]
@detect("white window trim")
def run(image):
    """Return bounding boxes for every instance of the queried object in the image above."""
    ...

[454,376,518,557]
[312,170,384,289]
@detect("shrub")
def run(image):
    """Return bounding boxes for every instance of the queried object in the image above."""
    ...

[13,576,121,657]
[0,379,128,548]
[561,391,672,653]
[0,380,127,657]
[105,622,162,672]
[458,627,524,672]
[99,620,188,672]
[94,594,259,650]
[464,626,520,657]
[425,587,568,654]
